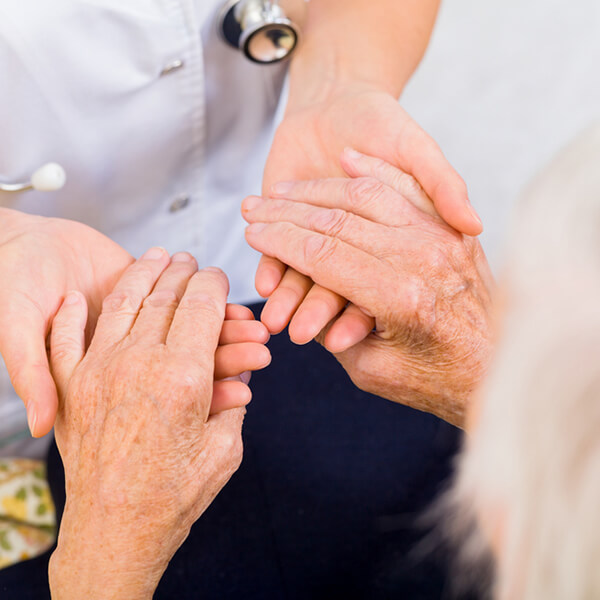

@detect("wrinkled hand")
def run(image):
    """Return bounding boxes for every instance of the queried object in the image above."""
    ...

[48,251,267,598]
[0,209,134,437]
[245,151,494,428]
[259,83,482,350]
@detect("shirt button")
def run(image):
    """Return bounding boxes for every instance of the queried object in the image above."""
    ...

[160,59,185,76]
[169,195,190,213]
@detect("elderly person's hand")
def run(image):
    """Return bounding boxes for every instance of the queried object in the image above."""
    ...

[258,84,483,352]
[47,249,269,599]
[243,150,494,428]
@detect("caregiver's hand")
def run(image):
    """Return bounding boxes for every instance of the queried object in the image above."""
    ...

[0,208,134,437]
[48,253,253,599]
[245,151,494,428]
[259,83,482,350]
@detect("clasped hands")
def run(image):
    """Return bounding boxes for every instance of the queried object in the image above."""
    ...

[244,148,494,428]
[45,153,493,595]
[0,149,494,597]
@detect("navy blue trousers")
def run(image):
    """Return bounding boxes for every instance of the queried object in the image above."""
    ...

[0,303,466,599]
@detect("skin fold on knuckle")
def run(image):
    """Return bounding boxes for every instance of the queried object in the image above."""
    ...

[309,207,351,238]
[50,338,79,366]
[302,234,340,275]
[101,291,138,315]
[347,177,387,212]
[178,292,223,318]
[143,289,179,308]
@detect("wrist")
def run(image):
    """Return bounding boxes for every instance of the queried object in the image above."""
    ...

[286,47,401,115]
[49,505,175,599]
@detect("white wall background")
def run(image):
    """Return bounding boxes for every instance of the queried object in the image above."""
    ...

[401,0,600,270]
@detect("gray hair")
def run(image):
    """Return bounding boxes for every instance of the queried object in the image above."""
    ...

[449,123,600,599]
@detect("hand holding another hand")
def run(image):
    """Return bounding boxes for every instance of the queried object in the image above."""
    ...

[244,150,494,428]
[48,250,270,599]
[0,210,134,437]
[258,84,483,351]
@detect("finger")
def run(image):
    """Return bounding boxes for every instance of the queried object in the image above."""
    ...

[90,247,170,352]
[219,319,270,345]
[260,268,312,334]
[255,255,287,297]
[50,291,88,399]
[257,173,430,230]
[322,303,375,354]
[256,175,420,228]
[214,342,271,379]
[287,284,347,345]
[0,298,58,438]
[166,268,229,366]
[210,380,252,414]
[225,304,254,321]
[244,196,390,257]
[128,252,198,345]
[340,148,437,218]
[246,222,385,312]
[387,119,482,235]
[190,407,246,513]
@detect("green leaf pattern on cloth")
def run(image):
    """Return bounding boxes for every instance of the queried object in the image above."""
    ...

[0,458,56,569]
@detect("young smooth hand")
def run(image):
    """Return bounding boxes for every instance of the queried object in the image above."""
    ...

[0,210,134,437]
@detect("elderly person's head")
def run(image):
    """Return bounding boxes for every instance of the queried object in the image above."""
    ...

[451,123,600,599]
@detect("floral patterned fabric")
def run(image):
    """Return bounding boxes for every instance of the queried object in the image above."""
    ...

[0,458,56,569]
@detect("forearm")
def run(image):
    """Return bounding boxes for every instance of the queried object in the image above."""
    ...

[287,0,440,110]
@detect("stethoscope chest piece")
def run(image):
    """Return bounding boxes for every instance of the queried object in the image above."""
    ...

[219,0,307,64]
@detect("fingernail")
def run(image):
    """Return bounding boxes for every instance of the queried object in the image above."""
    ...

[203,266,222,273]
[63,291,81,305]
[171,252,195,263]
[142,247,166,260]
[270,182,293,196]
[246,223,266,234]
[240,371,251,385]
[28,410,37,437]
[344,147,363,160]
[242,196,263,212]
[469,205,483,229]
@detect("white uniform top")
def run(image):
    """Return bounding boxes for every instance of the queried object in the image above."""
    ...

[0,0,287,456]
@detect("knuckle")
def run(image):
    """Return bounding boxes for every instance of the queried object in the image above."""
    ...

[126,263,157,285]
[143,289,178,308]
[51,339,77,363]
[303,234,339,267]
[178,292,222,316]
[309,208,350,238]
[347,177,387,208]
[101,291,136,314]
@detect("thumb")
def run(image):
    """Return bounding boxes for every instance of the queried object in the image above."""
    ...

[0,299,58,438]
[361,113,483,235]
[395,121,482,235]
[50,291,88,402]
